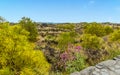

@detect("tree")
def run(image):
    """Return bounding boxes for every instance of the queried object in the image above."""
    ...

[19,17,38,42]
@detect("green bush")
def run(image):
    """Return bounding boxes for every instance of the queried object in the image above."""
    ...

[66,53,86,73]
[19,17,38,42]
[0,68,14,75]
[57,31,78,50]
[84,22,113,37]
[81,34,104,50]
[84,23,105,37]
[56,23,75,31]
[104,25,113,35]
[109,29,120,42]
[80,34,105,65]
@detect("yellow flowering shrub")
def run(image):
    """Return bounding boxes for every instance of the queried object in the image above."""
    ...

[0,23,50,75]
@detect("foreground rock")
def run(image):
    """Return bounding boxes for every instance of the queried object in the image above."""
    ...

[71,55,120,75]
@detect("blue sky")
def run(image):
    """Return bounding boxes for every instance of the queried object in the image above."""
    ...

[0,0,120,23]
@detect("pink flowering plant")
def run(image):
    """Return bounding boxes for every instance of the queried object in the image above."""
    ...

[58,44,86,73]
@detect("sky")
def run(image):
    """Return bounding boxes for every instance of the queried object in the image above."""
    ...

[0,0,120,23]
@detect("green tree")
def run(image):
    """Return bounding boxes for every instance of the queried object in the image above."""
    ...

[19,17,38,42]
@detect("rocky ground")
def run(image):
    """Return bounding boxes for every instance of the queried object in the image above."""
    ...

[71,55,120,75]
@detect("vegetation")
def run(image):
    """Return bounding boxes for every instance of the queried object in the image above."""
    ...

[109,29,120,42]
[0,22,50,75]
[19,17,38,42]
[81,34,104,50]
[0,16,120,75]
[84,22,113,37]
[56,23,75,31]
[57,31,78,51]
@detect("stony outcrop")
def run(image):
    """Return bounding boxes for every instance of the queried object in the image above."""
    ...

[71,55,120,75]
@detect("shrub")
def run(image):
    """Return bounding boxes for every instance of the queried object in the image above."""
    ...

[84,22,113,37]
[20,68,35,75]
[55,44,86,73]
[81,34,104,50]
[57,31,78,51]
[19,17,38,42]
[84,22,105,37]
[66,53,86,73]
[80,34,105,65]
[20,50,50,75]
[109,29,120,42]
[104,25,113,35]
[0,68,14,75]
[102,42,120,60]
[56,23,75,31]
[0,23,50,75]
